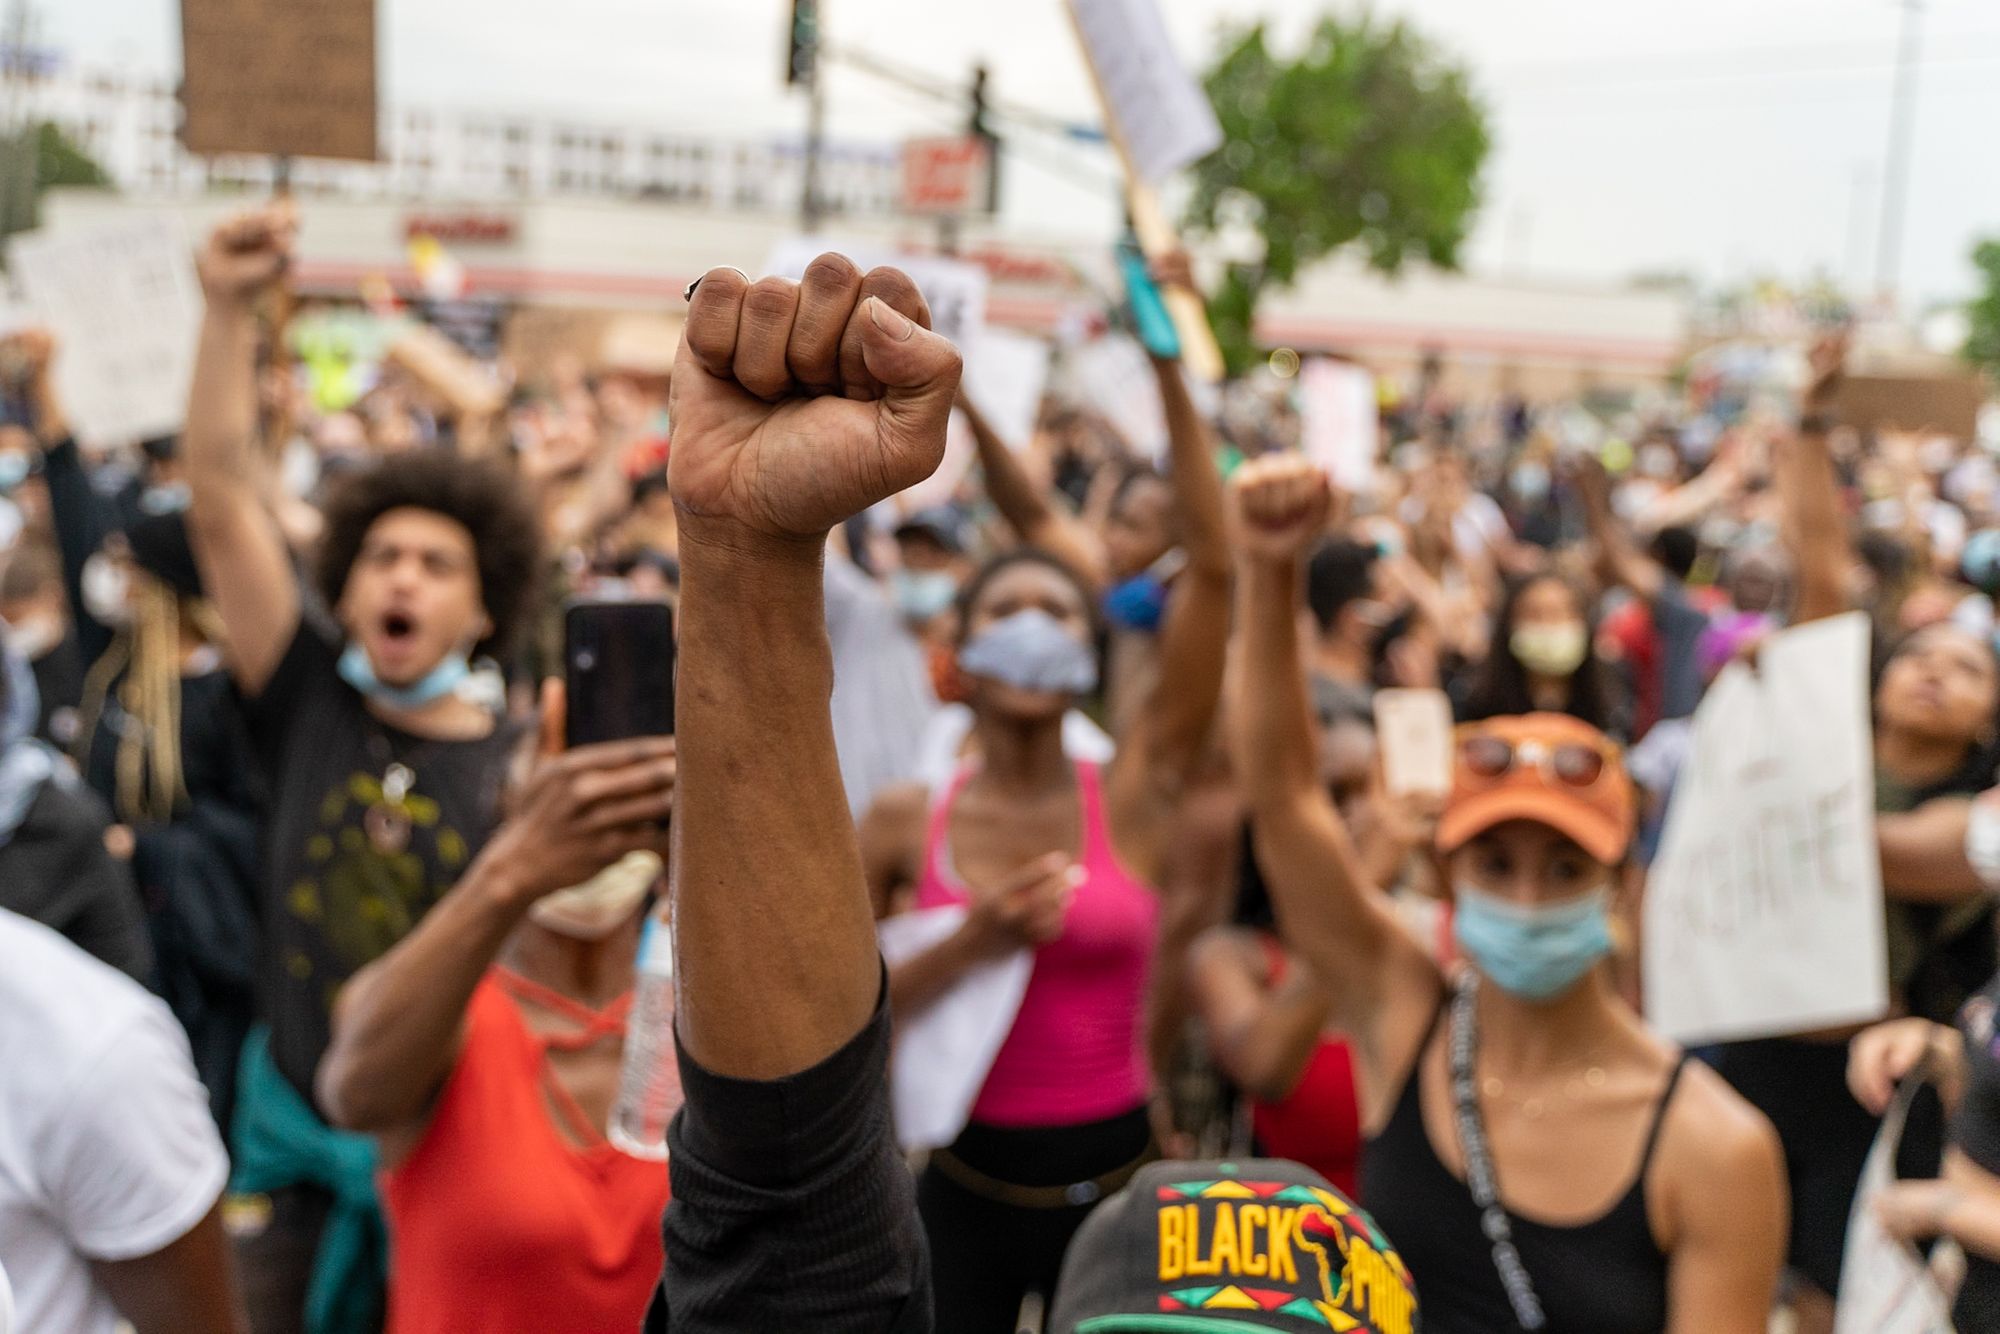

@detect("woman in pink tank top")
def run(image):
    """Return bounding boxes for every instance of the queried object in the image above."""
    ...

[860,361,1232,1334]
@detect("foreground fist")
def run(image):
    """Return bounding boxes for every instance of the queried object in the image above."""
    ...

[669,256,963,545]
[1232,453,1332,563]
[197,204,297,306]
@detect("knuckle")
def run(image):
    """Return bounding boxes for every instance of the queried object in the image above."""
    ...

[743,277,799,318]
[803,253,862,289]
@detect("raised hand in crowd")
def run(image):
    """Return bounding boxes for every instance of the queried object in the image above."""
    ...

[650,256,957,1332]
[184,205,302,693]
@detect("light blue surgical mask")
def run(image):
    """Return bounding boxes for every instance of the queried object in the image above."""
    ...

[958,608,1098,696]
[1453,882,1613,1001]
[0,453,28,493]
[892,569,958,623]
[337,641,470,711]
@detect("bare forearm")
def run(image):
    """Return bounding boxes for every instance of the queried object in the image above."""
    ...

[1153,357,1230,577]
[1235,560,1321,811]
[965,396,1054,541]
[1783,428,1849,624]
[186,305,264,498]
[672,530,878,1079]
[317,858,527,1130]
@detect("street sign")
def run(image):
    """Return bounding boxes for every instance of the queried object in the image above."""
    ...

[900,137,992,218]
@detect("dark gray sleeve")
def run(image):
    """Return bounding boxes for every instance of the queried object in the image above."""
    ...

[648,980,932,1334]
[0,783,152,982]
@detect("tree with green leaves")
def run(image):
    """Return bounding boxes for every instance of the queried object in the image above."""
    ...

[36,122,112,190]
[1964,239,2000,379]
[1184,14,1491,376]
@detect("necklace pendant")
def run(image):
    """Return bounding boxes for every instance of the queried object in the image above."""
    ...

[366,763,417,855]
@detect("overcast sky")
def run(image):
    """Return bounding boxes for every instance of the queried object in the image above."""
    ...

[46,0,2000,308]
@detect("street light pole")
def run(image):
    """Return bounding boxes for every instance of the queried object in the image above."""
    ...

[1875,0,1924,306]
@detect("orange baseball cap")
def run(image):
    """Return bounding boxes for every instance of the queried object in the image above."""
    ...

[1435,712,1636,865]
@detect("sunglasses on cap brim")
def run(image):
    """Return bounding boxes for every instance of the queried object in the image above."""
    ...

[1458,734,1609,789]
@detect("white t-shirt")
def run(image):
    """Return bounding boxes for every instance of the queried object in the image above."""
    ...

[0,909,228,1334]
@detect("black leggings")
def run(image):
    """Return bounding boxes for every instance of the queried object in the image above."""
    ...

[917,1108,1151,1334]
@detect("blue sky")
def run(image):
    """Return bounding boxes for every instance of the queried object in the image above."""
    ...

[44,0,2000,307]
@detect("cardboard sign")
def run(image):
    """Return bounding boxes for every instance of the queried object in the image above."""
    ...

[762,238,989,352]
[1374,689,1454,798]
[180,0,379,162]
[961,328,1051,453]
[1066,0,1223,184]
[1642,612,1888,1045]
[10,217,202,447]
[1834,1071,1956,1334]
[1300,358,1380,492]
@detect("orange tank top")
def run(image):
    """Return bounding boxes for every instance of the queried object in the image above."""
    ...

[381,970,669,1334]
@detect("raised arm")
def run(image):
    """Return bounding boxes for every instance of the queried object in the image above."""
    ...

[1101,315,1234,880]
[318,695,675,1133]
[959,387,1106,589]
[1781,332,1854,626]
[183,207,304,694]
[1230,457,1417,1013]
[652,257,956,1330]
[22,332,122,663]
[1574,454,1666,602]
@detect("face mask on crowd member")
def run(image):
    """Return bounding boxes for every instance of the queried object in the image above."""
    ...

[891,509,970,630]
[1507,576,1591,679]
[333,506,491,705]
[79,551,132,629]
[1435,713,1634,1003]
[529,850,662,940]
[956,555,1100,720]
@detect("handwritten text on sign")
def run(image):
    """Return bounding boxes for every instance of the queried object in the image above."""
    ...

[1642,612,1888,1044]
[180,0,378,162]
[10,217,203,448]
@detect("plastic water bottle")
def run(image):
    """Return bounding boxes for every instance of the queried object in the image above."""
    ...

[610,909,683,1160]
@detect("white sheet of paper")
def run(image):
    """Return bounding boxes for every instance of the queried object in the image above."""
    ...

[10,217,202,447]
[1299,358,1380,492]
[1642,612,1889,1044]
[876,905,1034,1153]
[1374,688,1454,798]
[1057,333,1168,462]
[1834,1074,1956,1334]
[1067,0,1224,183]
[962,327,1051,452]
[762,238,989,352]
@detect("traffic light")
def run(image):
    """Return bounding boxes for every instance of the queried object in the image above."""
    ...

[786,0,818,87]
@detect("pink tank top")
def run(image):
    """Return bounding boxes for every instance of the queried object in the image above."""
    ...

[916,761,1161,1127]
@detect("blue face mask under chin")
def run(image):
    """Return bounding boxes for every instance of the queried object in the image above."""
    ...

[958,608,1099,696]
[1452,882,1613,1001]
[338,641,471,711]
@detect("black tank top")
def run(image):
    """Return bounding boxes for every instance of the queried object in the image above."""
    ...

[1360,1006,1683,1333]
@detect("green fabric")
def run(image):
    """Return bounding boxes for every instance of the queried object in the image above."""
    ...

[230,1027,385,1334]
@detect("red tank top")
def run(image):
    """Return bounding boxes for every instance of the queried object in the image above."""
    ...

[381,971,669,1334]
[1246,936,1363,1198]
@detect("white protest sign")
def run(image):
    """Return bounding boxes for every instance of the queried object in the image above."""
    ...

[1056,332,1168,463]
[1300,358,1380,492]
[877,905,1033,1152]
[1066,0,1223,184]
[761,238,989,352]
[1834,1073,1956,1334]
[1642,612,1888,1044]
[10,218,202,447]
[1375,688,1453,798]
[962,327,1050,452]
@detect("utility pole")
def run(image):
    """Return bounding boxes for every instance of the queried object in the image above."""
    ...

[1875,0,1923,306]
[787,0,825,231]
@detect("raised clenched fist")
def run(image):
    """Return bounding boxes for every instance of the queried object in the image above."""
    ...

[668,256,963,547]
[196,204,297,307]
[1231,453,1333,564]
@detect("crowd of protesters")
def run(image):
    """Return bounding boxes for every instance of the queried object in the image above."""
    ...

[5,196,2000,1334]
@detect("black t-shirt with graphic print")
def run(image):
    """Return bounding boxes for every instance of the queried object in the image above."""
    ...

[240,620,521,1105]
